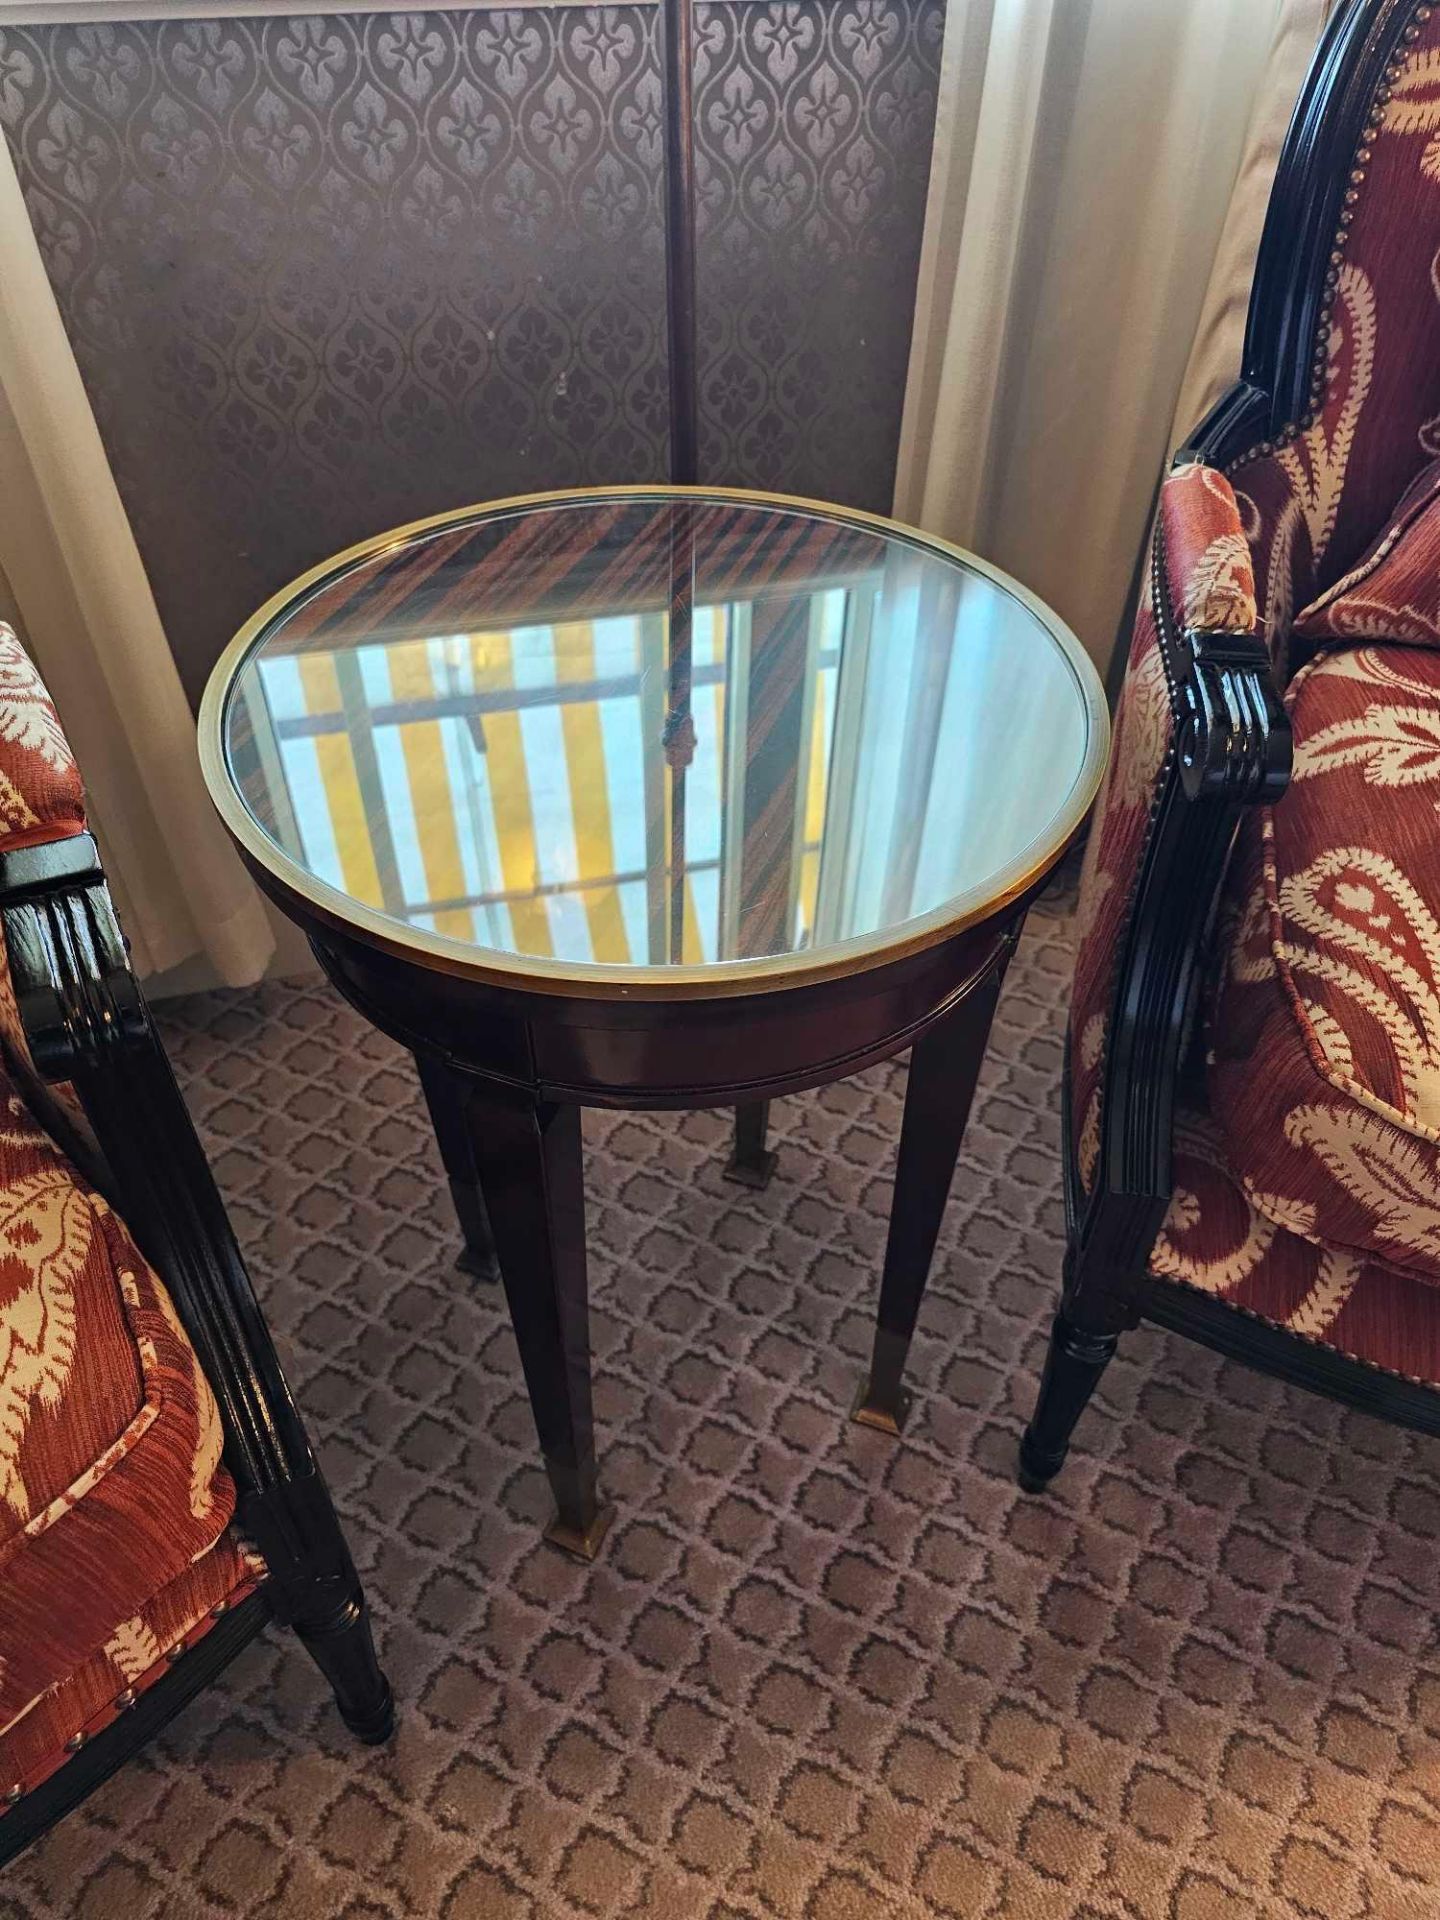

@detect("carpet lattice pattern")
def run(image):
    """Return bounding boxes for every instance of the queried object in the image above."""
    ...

[6,882,1440,1920]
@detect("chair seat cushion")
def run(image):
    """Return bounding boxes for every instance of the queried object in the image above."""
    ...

[1292,457,1440,651]
[1153,1101,1440,1386]
[1209,644,1440,1283]
[0,1065,242,1756]
[0,1530,261,1803]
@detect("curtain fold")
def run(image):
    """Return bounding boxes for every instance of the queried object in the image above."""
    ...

[892,0,1056,544]
[1168,0,1340,446]
[0,137,273,989]
[894,0,1330,677]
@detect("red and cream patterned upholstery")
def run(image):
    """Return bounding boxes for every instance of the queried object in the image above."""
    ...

[1292,455,1440,649]
[1,1544,260,1803]
[0,628,84,853]
[1234,20,1440,678]
[1074,4,1440,1387]
[0,628,260,1805]
[1155,1100,1440,1386]
[1160,462,1259,634]
[1070,465,1257,1191]
[1208,641,1440,1285]
[1070,597,1168,1192]
[0,1062,257,1800]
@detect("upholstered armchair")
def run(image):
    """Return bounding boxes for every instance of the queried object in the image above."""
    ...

[0,629,392,1862]
[1023,0,1440,1487]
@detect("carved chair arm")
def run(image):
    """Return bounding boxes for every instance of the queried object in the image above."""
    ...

[1084,464,1292,1236]
[0,840,146,1081]
[0,636,365,1626]
[0,626,145,1081]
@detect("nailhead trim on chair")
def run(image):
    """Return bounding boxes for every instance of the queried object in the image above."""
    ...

[1230,0,1432,468]
[1153,1269,1437,1389]
[1,1574,263,1823]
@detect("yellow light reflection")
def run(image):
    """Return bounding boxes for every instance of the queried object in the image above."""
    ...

[469,631,552,957]
[799,669,829,940]
[388,639,473,942]
[553,621,629,963]
[298,654,383,908]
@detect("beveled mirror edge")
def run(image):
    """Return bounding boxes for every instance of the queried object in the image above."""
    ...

[197,484,1111,1002]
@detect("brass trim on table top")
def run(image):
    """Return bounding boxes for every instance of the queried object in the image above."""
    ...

[198,484,1110,1003]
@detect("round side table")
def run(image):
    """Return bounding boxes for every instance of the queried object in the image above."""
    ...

[200,487,1108,1559]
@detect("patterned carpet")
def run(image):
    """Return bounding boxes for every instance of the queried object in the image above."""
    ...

[5,876,1440,1920]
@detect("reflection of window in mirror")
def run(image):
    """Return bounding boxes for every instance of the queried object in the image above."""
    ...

[225,502,1095,977]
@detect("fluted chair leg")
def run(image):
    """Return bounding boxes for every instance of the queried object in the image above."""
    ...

[1019,1311,1120,1492]
[244,1472,395,1744]
[294,1596,394,1745]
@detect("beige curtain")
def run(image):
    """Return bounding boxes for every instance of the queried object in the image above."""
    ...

[1169,0,1343,444]
[894,0,1332,677]
[0,139,273,988]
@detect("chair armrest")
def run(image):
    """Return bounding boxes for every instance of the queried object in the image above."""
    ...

[0,857,147,1079]
[1152,461,1289,805]
[0,630,378,1658]
[1078,463,1292,1236]
[0,628,146,1079]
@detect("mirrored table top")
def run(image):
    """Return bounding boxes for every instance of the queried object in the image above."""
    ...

[201,489,1108,996]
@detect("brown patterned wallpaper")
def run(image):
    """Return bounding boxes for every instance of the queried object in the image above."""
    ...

[0,5,943,701]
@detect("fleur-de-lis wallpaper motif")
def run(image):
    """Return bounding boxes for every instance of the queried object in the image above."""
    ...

[0,3,942,701]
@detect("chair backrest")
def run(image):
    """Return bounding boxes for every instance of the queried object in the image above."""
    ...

[1189,0,1440,674]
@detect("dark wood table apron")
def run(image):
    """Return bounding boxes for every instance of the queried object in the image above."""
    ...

[251,874,1028,1557]
[200,487,1106,1560]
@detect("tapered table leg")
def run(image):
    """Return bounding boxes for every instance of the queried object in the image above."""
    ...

[853,942,1015,1434]
[415,1053,493,1277]
[724,1100,778,1188]
[465,1090,613,1560]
